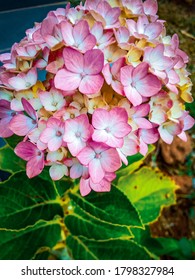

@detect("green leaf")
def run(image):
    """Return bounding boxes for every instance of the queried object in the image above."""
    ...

[69,186,143,227]
[115,145,155,182]
[0,171,63,229]
[54,179,74,197]
[0,145,25,173]
[152,237,195,260]
[0,220,61,260]
[117,167,178,224]
[5,134,22,149]
[67,235,151,260]
[65,206,132,240]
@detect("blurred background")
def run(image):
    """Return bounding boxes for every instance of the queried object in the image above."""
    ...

[0,0,194,258]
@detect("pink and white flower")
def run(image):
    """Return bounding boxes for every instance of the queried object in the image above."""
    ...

[8,68,37,91]
[0,100,16,137]
[120,62,161,106]
[127,16,163,41]
[80,172,116,196]
[54,47,104,95]
[77,141,121,183]
[143,44,173,79]
[40,117,65,151]
[138,127,159,155]
[61,20,96,52]
[9,98,38,136]
[63,114,93,156]
[15,141,44,178]
[92,107,131,148]
[39,87,66,111]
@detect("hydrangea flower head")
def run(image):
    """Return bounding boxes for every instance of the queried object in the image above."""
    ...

[0,0,194,196]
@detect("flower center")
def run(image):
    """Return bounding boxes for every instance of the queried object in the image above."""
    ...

[105,127,111,133]
[56,130,62,137]
[95,153,101,159]
[75,131,81,138]
[131,81,136,88]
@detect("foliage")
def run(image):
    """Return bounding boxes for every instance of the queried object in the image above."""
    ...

[0,138,183,260]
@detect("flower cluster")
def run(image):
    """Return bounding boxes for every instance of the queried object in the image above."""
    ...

[0,0,194,196]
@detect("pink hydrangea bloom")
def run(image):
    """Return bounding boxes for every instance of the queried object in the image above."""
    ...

[63,114,93,156]
[15,141,44,178]
[0,100,15,137]
[92,107,131,148]
[9,98,38,136]
[8,68,37,91]
[120,62,161,106]
[61,20,96,52]
[127,16,162,41]
[0,0,194,196]
[54,47,104,94]
[80,172,116,196]
[143,44,173,79]
[77,141,121,184]
[40,117,65,151]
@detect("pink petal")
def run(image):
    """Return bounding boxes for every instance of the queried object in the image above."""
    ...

[40,127,56,143]
[14,141,38,161]
[73,20,89,45]
[21,98,36,120]
[106,7,120,26]
[177,131,187,142]
[92,108,110,129]
[61,21,74,46]
[111,57,126,77]
[26,156,44,178]
[77,147,95,165]
[8,77,26,91]
[102,63,112,85]
[79,74,104,94]
[83,49,104,75]
[49,164,68,180]
[139,138,149,156]
[105,134,124,148]
[63,47,84,73]
[112,122,131,137]
[70,163,83,179]
[92,129,108,143]
[101,148,121,172]
[136,74,161,97]
[144,23,162,40]
[158,126,174,144]
[54,69,81,91]
[139,128,159,144]
[80,178,91,196]
[9,114,36,136]
[143,0,158,15]
[133,62,149,82]
[89,158,105,183]
[124,86,142,106]
[25,68,37,86]
[111,107,129,124]
[78,34,97,52]
[120,65,133,86]
[0,117,13,137]
[183,115,195,131]
[90,179,111,192]
[48,137,62,151]
[41,16,58,37]
[68,139,86,156]
[135,117,152,129]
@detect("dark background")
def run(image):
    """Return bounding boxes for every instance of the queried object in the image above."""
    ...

[0,1,66,53]
[0,0,63,11]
